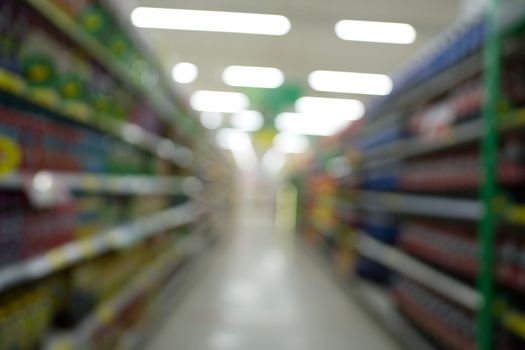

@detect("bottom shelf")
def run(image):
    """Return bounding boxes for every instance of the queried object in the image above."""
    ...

[44,225,212,350]
[302,239,435,350]
[348,279,435,350]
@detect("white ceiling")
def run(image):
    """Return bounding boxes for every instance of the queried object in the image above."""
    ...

[112,0,462,109]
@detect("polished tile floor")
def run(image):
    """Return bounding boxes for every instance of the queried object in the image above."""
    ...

[148,179,401,350]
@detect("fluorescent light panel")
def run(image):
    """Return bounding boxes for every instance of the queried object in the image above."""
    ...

[172,62,198,84]
[131,7,291,36]
[308,70,392,95]
[273,133,309,154]
[191,90,249,113]
[231,110,264,132]
[200,112,223,129]
[336,20,416,44]
[295,97,364,120]
[223,66,284,88]
[275,112,351,136]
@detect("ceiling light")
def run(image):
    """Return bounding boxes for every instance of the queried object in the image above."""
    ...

[308,70,392,95]
[216,128,251,150]
[335,20,416,44]
[200,112,223,129]
[131,7,291,36]
[295,97,364,120]
[273,133,309,154]
[191,91,249,113]
[223,66,284,88]
[230,111,264,132]
[172,62,198,84]
[275,112,351,136]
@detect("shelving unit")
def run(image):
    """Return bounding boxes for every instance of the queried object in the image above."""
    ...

[353,191,482,220]
[302,238,437,350]
[0,1,227,349]
[0,171,190,195]
[0,65,191,168]
[357,235,481,310]
[295,2,525,349]
[23,0,194,137]
[0,201,202,294]
[44,224,211,350]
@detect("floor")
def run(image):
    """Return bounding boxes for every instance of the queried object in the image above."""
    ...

[147,177,402,350]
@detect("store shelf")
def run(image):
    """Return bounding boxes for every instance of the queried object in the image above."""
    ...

[360,108,525,171]
[348,279,436,350]
[0,201,202,294]
[0,171,189,195]
[114,225,213,349]
[357,234,482,311]
[362,119,483,170]
[355,190,482,220]
[0,67,190,168]
[44,224,210,350]
[366,50,481,121]
[302,239,435,350]
[23,0,182,127]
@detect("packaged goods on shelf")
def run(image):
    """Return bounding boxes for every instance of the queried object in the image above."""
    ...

[0,0,222,349]
[0,0,167,134]
[359,213,398,245]
[0,97,154,174]
[355,257,392,285]
[0,280,57,350]
[294,5,525,350]
[392,276,477,350]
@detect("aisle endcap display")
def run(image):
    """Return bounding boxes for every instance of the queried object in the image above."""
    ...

[0,201,203,294]
[357,234,482,310]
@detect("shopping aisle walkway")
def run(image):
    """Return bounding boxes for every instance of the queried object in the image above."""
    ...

[148,178,401,350]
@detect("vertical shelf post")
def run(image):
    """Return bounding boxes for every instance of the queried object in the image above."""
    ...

[478,0,501,349]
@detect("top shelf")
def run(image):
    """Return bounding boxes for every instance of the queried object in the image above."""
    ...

[362,7,525,124]
[0,67,192,168]
[23,0,195,138]
[366,51,482,124]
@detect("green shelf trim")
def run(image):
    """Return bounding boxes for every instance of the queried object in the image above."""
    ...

[478,0,501,349]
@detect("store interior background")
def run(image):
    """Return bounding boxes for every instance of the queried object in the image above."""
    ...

[2,0,524,349]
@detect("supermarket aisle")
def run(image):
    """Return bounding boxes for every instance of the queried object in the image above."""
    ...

[148,178,401,350]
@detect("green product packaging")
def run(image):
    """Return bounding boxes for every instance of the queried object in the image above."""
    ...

[78,4,109,39]
[21,54,56,88]
[59,73,86,100]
